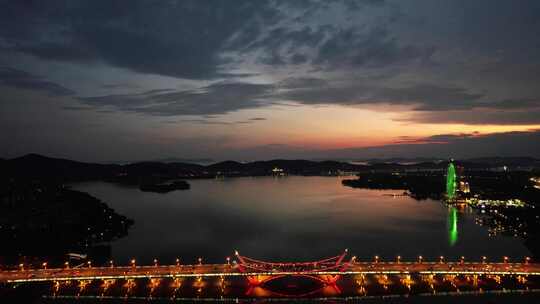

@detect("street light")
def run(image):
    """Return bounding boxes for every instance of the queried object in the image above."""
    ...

[439,256,444,264]
[19,263,24,271]
[42,262,48,270]
[418,255,423,263]
[198,257,203,265]
[87,261,92,268]
[482,256,487,264]
[503,256,509,264]
[396,256,401,263]
[131,259,136,268]
[226,257,231,265]
[176,258,180,266]
[460,256,465,264]
[525,257,531,264]
[154,259,158,267]
[65,261,70,269]
[109,260,114,268]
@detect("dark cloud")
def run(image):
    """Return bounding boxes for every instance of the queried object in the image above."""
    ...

[404,109,540,125]
[210,130,540,160]
[74,74,538,120]
[78,82,274,116]
[0,0,395,78]
[278,77,328,89]
[315,26,435,69]
[101,83,141,90]
[455,0,540,60]
[394,133,481,144]
[380,85,484,111]
[0,67,74,96]
[238,25,331,65]
[0,0,282,79]
[176,117,266,126]
[319,130,540,159]
[3,0,538,121]
[480,99,540,110]
[278,81,485,110]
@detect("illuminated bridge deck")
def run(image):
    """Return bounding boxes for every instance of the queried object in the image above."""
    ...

[2,262,539,283]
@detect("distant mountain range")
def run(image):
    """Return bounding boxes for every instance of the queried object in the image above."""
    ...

[1,154,539,182]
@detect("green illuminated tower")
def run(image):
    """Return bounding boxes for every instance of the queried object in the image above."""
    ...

[446,161,457,201]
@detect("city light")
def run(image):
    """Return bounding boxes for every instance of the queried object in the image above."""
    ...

[531,177,540,189]
[466,198,526,208]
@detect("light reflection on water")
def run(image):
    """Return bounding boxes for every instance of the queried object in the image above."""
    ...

[448,207,459,247]
[71,176,529,264]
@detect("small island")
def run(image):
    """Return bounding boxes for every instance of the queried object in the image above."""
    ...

[139,180,190,193]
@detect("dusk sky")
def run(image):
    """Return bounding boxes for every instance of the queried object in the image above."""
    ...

[1,0,540,162]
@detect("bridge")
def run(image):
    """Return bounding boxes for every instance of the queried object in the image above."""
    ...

[1,251,538,284]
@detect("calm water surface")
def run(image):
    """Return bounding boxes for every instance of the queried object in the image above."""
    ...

[72,176,529,264]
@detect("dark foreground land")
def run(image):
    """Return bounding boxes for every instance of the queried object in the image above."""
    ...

[0,180,133,266]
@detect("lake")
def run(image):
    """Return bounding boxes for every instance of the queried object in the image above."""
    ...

[72,176,530,265]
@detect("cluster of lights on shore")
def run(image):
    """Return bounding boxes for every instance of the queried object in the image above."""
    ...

[530,177,540,190]
[17,255,532,271]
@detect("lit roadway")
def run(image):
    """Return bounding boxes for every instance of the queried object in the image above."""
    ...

[2,261,539,284]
